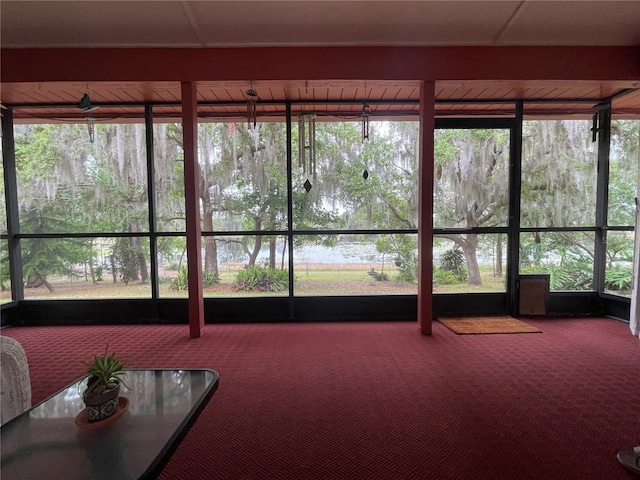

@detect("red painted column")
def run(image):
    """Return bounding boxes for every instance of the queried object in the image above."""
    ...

[417,81,435,335]
[181,82,205,338]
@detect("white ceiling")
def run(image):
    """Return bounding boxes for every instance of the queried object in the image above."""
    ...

[2,0,640,48]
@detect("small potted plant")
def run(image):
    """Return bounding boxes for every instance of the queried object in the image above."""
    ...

[81,346,129,422]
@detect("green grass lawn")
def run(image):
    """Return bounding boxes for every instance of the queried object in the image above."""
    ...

[1,263,511,301]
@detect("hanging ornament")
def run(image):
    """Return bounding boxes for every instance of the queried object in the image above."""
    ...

[86,116,95,144]
[361,102,370,142]
[304,179,312,193]
[78,91,99,143]
[299,113,317,189]
[246,86,258,129]
[361,98,371,178]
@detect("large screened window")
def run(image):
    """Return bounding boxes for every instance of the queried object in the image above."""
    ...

[15,123,149,234]
[198,120,290,298]
[12,118,152,299]
[152,118,292,298]
[519,119,598,291]
[153,122,185,233]
[521,120,597,228]
[604,119,639,297]
[433,125,511,293]
[1,98,636,317]
[291,119,419,295]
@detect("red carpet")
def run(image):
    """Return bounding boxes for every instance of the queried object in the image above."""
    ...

[3,318,639,479]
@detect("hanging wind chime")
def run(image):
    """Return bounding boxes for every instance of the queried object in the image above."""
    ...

[298,113,316,192]
[78,93,99,143]
[299,82,316,192]
[361,102,370,142]
[86,117,96,144]
[246,86,258,129]
[361,101,371,179]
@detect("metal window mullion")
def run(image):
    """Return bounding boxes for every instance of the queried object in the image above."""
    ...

[286,103,295,318]
[145,105,160,299]
[1,108,24,301]
[594,102,612,294]
[508,101,524,315]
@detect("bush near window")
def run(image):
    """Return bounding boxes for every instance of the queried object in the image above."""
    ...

[233,266,288,292]
[171,266,219,291]
[439,248,468,282]
[605,265,632,292]
[433,267,459,286]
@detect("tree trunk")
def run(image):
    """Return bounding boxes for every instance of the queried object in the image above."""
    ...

[129,237,141,282]
[461,234,482,285]
[280,237,287,270]
[441,233,483,286]
[247,217,263,267]
[36,271,55,293]
[137,251,148,282]
[248,235,262,267]
[269,238,276,269]
[495,236,503,277]
[204,237,219,279]
[201,206,219,279]
[110,254,117,283]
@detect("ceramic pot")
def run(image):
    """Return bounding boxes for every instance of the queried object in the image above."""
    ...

[84,381,120,422]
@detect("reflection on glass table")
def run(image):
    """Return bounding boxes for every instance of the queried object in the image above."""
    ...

[1,369,219,480]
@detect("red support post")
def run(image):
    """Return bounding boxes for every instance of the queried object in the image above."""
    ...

[418,81,435,335]
[181,81,205,338]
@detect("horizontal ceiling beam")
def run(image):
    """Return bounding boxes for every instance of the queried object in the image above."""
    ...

[4,46,640,84]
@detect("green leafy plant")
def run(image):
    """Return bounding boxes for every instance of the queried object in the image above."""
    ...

[203,269,219,287]
[433,267,459,286]
[171,266,219,290]
[375,234,418,284]
[439,248,468,282]
[171,265,188,291]
[233,266,288,292]
[81,346,129,400]
[605,265,632,291]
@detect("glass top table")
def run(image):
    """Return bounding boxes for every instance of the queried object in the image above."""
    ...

[1,369,219,480]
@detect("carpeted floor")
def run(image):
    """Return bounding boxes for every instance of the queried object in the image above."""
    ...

[438,316,542,334]
[2,317,639,480]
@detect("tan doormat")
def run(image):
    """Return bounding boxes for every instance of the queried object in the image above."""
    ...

[438,316,542,335]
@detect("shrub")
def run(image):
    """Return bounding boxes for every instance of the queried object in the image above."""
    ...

[439,248,467,282]
[605,265,632,292]
[547,262,592,290]
[233,266,288,292]
[433,267,458,286]
[171,266,220,290]
[395,254,417,284]
[170,265,188,291]
[202,269,219,287]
